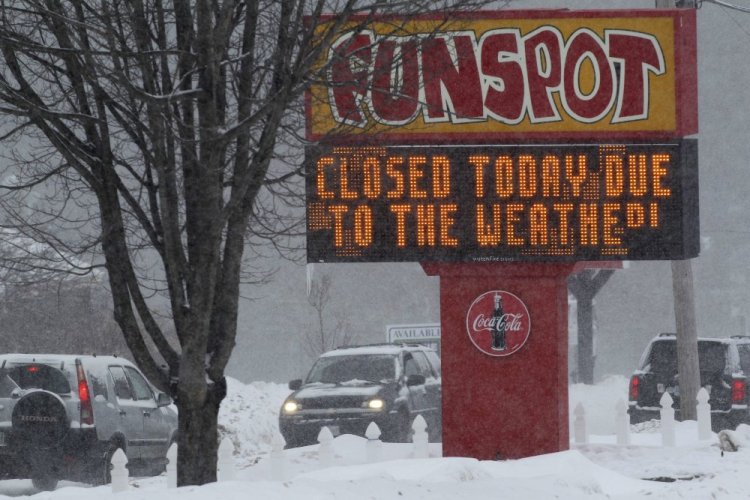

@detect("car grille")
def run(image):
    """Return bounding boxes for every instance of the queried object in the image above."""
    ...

[300,396,364,410]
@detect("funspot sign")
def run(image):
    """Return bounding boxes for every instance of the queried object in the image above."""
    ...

[306,9,697,143]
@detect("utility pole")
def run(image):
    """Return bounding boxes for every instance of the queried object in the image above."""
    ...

[656,0,701,421]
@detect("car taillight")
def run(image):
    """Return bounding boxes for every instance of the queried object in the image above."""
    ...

[732,378,746,404]
[629,375,639,401]
[75,360,94,425]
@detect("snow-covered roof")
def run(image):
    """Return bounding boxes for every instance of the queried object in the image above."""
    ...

[320,344,434,358]
[0,353,130,366]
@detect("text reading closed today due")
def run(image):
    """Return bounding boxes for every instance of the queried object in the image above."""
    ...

[306,144,694,262]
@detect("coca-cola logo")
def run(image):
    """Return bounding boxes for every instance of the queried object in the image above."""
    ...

[466,290,531,357]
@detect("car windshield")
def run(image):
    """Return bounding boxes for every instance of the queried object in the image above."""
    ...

[645,341,727,374]
[306,354,397,384]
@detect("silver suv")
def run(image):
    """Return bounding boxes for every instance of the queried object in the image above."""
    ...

[0,354,177,490]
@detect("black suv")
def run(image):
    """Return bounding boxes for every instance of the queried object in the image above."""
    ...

[628,334,750,431]
[0,354,177,490]
[279,344,441,448]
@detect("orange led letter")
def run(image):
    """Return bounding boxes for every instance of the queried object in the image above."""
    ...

[416,204,436,246]
[329,205,349,247]
[353,205,373,246]
[317,156,335,199]
[386,157,405,198]
[440,204,459,246]
[579,203,598,245]
[362,156,381,199]
[470,155,490,198]
[390,204,410,246]
[432,156,451,198]
[409,156,428,198]
[476,204,502,246]
[652,154,671,197]
[495,156,514,198]
[529,203,549,246]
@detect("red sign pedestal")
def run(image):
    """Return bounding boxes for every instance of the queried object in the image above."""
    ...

[422,262,576,460]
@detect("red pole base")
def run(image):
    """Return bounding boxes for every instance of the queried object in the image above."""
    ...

[422,262,575,460]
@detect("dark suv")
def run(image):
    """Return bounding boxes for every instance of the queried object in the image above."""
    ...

[279,344,441,448]
[628,334,750,431]
[0,354,177,490]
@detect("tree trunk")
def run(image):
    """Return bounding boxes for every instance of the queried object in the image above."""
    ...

[176,378,226,486]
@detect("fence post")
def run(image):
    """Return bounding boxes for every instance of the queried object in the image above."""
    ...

[166,443,177,488]
[696,388,712,440]
[217,437,236,482]
[110,449,129,493]
[270,434,286,481]
[660,392,676,447]
[615,398,630,445]
[412,415,429,459]
[365,422,383,463]
[573,402,587,444]
[318,426,335,467]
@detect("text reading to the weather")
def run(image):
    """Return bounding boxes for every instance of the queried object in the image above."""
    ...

[306,142,698,262]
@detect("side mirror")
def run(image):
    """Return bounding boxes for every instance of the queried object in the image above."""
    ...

[288,379,303,391]
[156,392,172,407]
[406,374,426,387]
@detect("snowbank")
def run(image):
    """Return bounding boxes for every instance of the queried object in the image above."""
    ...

[4,374,750,499]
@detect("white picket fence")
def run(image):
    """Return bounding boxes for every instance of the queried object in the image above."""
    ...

[572,387,714,447]
[110,392,715,493]
[110,414,433,492]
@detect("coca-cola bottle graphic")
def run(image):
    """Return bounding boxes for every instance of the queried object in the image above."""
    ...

[491,293,506,351]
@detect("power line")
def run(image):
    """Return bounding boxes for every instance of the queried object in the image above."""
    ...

[704,0,750,13]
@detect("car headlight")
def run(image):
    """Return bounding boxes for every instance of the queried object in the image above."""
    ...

[283,400,300,414]
[366,398,385,410]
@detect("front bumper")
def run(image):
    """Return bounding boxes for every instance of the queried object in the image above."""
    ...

[279,408,395,447]
[628,404,746,431]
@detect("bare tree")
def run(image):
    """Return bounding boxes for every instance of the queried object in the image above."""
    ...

[304,271,355,359]
[0,0,493,485]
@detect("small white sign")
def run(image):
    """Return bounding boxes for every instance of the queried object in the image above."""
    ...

[386,323,441,345]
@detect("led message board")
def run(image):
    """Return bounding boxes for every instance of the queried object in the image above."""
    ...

[306,9,697,143]
[306,141,698,263]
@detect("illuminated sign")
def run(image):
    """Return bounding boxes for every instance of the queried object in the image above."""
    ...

[306,141,698,262]
[307,9,697,142]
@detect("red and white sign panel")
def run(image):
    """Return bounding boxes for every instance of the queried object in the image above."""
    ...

[465,290,531,357]
[307,9,697,143]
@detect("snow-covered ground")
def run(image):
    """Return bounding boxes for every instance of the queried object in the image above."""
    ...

[2,375,750,499]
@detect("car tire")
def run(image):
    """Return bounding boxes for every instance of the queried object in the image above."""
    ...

[90,441,121,486]
[31,475,58,491]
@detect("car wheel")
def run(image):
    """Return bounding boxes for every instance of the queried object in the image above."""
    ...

[90,441,121,486]
[31,475,58,491]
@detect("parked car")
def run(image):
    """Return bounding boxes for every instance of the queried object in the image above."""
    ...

[279,344,441,448]
[0,354,177,490]
[628,334,750,431]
